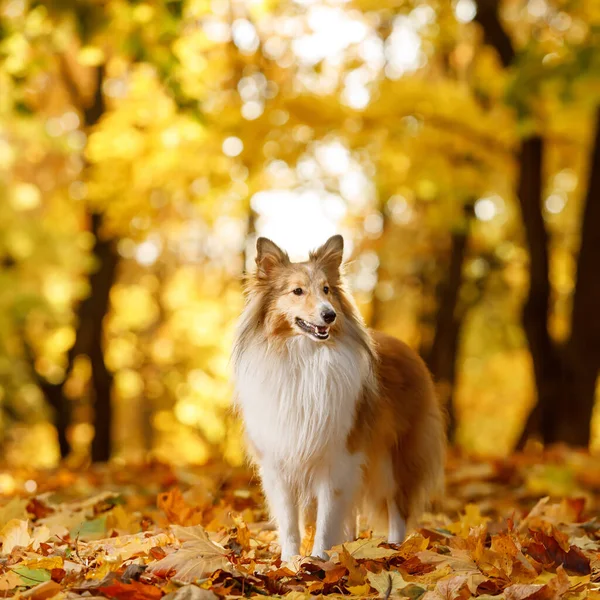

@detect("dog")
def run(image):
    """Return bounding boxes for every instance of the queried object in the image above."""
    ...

[231,234,446,560]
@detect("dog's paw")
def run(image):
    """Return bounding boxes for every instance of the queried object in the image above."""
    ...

[280,546,300,563]
[308,548,329,561]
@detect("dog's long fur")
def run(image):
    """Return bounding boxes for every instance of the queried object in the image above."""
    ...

[231,235,446,560]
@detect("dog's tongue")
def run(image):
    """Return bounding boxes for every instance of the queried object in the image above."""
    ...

[316,326,328,334]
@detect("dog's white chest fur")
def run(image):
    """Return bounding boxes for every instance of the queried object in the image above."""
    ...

[234,336,369,467]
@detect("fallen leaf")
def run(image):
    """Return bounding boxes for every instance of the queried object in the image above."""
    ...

[504,565,570,600]
[106,504,143,533]
[122,564,147,583]
[570,535,598,551]
[158,488,203,526]
[433,575,470,600]
[31,525,51,549]
[544,565,571,596]
[86,531,171,561]
[101,579,164,600]
[416,549,480,575]
[1,519,30,554]
[22,580,62,600]
[367,570,411,597]
[163,585,219,600]
[70,515,107,541]
[0,570,22,591]
[346,583,371,595]
[231,513,251,550]
[398,534,430,558]
[525,530,590,574]
[12,567,51,589]
[447,504,491,537]
[22,557,64,571]
[148,525,231,582]
[26,498,54,521]
[338,545,366,586]
[322,564,347,584]
[504,583,545,600]
[50,568,66,583]
[0,497,29,528]
[333,537,398,559]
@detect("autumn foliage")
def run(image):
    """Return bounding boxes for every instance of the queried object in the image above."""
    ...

[0,448,599,598]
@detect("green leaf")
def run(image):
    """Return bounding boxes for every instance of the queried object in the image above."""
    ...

[403,584,427,600]
[12,567,51,588]
[70,515,107,541]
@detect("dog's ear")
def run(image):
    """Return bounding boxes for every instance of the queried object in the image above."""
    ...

[311,235,344,276]
[256,237,289,279]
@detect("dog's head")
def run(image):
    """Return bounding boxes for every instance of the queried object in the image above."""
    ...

[253,235,345,342]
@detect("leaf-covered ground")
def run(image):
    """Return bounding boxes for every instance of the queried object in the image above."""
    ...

[1,447,600,599]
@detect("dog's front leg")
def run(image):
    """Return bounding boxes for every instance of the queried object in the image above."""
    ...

[260,463,300,561]
[312,452,363,559]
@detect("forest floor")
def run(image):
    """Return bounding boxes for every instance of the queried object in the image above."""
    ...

[0,447,599,599]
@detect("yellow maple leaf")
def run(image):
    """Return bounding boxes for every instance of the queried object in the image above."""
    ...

[446,504,490,537]
[346,583,372,596]
[331,537,398,559]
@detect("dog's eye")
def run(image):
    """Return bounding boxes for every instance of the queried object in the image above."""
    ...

[323,286,329,295]
[293,288,303,296]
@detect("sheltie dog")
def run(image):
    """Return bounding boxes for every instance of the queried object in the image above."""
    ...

[231,235,446,560]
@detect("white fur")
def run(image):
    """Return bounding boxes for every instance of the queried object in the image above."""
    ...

[387,498,406,544]
[233,331,371,560]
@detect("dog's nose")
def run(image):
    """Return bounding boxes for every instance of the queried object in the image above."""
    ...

[321,309,336,324]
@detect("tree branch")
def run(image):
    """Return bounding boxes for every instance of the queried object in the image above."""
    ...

[570,107,600,363]
[21,335,71,457]
[83,64,106,127]
[57,53,84,108]
[474,0,515,68]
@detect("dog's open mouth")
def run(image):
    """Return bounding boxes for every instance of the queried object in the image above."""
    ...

[295,318,330,340]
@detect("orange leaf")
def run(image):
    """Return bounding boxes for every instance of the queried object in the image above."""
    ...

[22,581,62,600]
[322,565,346,584]
[338,546,366,586]
[157,488,202,526]
[231,513,251,550]
[398,534,429,558]
[101,580,163,600]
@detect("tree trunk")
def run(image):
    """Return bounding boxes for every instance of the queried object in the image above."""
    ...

[516,113,600,448]
[514,136,564,446]
[36,63,119,460]
[424,207,472,441]
[474,1,585,448]
[86,214,119,462]
[555,107,600,446]
[43,381,71,459]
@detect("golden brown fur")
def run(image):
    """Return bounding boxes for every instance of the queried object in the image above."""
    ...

[352,331,446,530]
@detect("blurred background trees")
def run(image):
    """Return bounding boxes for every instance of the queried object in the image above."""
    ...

[0,0,599,468]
